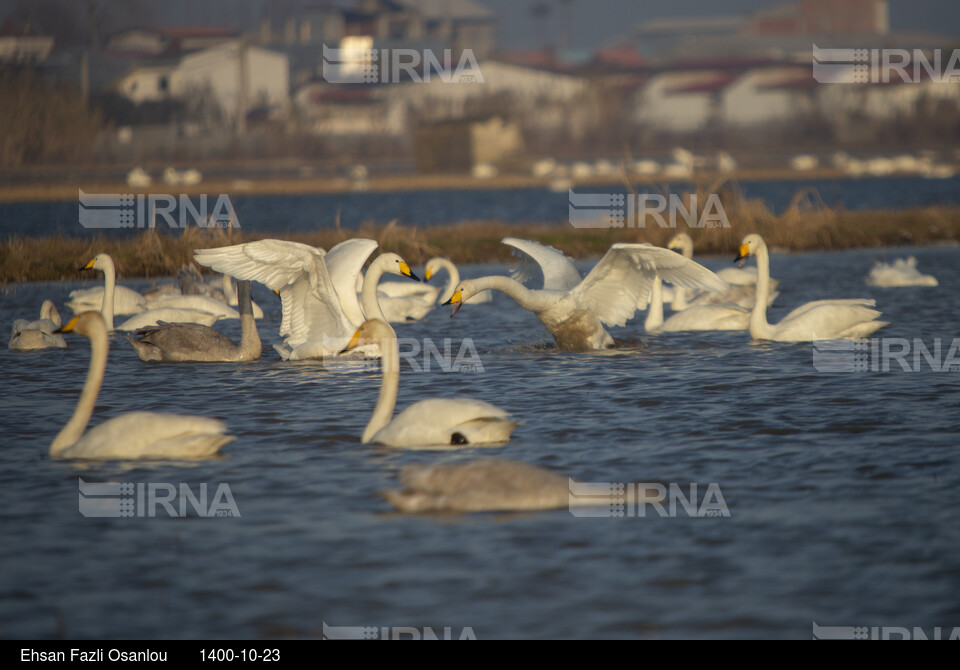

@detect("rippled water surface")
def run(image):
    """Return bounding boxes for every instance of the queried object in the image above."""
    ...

[1,245,959,639]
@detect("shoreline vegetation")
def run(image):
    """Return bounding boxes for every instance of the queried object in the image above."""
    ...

[2,190,959,282]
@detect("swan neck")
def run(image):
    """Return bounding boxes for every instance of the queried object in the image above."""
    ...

[672,285,687,311]
[100,258,115,330]
[437,258,460,304]
[473,275,546,310]
[362,331,399,442]
[50,317,108,456]
[237,280,261,359]
[645,275,664,331]
[750,242,771,336]
[360,258,388,322]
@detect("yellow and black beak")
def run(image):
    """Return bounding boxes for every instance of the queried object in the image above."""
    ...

[424,267,434,282]
[734,243,750,266]
[398,261,421,282]
[339,328,362,355]
[56,315,80,334]
[443,289,464,317]
[79,258,96,272]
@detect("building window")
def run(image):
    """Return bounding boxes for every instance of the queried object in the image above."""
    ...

[158,77,168,92]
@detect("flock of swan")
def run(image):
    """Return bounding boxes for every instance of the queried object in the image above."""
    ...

[11,231,938,511]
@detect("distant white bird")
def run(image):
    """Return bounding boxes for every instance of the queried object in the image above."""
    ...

[50,311,234,459]
[865,257,938,287]
[341,319,518,447]
[126,167,151,188]
[446,238,728,350]
[9,300,67,350]
[735,234,889,341]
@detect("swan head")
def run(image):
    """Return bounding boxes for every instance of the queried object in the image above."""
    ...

[380,253,421,282]
[40,300,61,327]
[668,233,693,256]
[735,234,765,266]
[443,279,478,317]
[424,258,447,282]
[56,310,107,337]
[340,318,396,354]
[80,253,113,273]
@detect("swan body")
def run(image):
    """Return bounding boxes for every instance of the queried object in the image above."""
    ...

[644,275,749,333]
[383,460,571,512]
[144,294,240,319]
[865,257,938,287]
[447,238,728,351]
[736,234,889,341]
[126,281,261,362]
[67,286,147,315]
[342,319,517,447]
[194,239,419,360]
[9,300,67,350]
[117,308,221,331]
[50,312,234,459]
[666,233,778,311]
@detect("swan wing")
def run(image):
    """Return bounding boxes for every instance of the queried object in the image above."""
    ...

[784,298,876,321]
[325,238,379,326]
[502,237,581,291]
[194,239,324,291]
[574,244,729,327]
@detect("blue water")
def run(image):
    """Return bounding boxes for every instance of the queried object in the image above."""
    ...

[1,244,958,639]
[3,175,960,237]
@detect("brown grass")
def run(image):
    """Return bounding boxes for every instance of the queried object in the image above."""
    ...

[2,182,958,283]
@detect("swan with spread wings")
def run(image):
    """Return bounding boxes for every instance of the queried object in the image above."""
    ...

[445,238,728,350]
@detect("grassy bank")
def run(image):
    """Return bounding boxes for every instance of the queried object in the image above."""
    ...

[2,189,958,283]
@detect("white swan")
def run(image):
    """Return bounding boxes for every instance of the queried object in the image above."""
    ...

[116,307,221,331]
[666,233,778,311]
[383,460,572,512]
[865,257,938,287]
[144,294,240,319]
[735,234,889,341]
[341,319,518,447]
[126,280,261,362]
[50,311,234,459]
[446,238,728,351]
[70,254,146,320]
[194,239,419,360]
[9,300,67,350]
[644,275,749,333]
[376,257,492,322]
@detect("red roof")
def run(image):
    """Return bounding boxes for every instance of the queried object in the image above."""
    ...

[595,47,645,68]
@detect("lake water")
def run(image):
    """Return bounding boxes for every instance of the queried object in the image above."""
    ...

[3,175,960,237]
[1,243,958,639]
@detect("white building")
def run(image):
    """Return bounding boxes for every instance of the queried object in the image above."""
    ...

[117,42,289,122]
